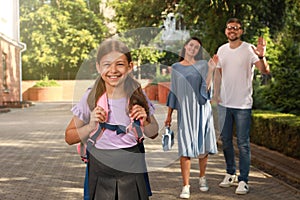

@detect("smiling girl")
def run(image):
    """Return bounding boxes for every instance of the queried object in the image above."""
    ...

[65,39,158,200]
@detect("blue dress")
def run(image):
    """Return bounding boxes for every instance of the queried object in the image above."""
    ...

[166,60,218,157]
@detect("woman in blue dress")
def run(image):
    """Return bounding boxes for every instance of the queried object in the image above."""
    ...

[165,37,218,199]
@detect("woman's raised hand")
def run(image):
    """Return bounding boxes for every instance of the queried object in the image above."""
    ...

[208,54,218,71]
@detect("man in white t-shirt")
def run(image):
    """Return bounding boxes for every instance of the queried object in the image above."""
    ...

[214,18,270,195]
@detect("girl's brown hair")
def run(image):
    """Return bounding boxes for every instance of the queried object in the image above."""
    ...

[87,39,150,119]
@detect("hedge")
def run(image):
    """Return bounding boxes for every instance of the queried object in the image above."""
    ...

[251,110,300,159]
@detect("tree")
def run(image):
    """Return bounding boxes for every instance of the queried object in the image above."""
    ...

[20,0,108,80]
[21,5,67,79]
[19,0,300,114]
[263,0,300,114]
[108,0,171,32]
[131,46,166,79]
[176,0,299,114]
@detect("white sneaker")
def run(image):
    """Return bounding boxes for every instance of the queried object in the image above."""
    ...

[219,173,237,188]
[199,176,209,192]
[179,185,190,199]
[235,181,249,194]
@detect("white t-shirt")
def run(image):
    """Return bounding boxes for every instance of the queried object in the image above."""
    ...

[217,42,259,109]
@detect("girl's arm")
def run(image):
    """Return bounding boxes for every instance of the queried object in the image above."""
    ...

[65,116,93,145]
[143,115,159,139]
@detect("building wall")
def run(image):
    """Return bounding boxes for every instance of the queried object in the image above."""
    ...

[0,38,21,104]
[0,0,23,105]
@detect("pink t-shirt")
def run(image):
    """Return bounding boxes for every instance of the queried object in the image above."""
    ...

[71,88,155,149]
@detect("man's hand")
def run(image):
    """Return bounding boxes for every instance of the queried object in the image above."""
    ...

[251,37,266,57]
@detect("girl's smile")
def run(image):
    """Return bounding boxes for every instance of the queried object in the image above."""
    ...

[97,51,133,89]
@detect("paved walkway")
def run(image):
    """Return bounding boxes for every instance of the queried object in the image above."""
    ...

[0,102,299,200]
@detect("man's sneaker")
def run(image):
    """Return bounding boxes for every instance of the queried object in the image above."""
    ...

[219,173,237,188]
[199,176,209,192]
[235,181,249,194]
[179,185,190,199]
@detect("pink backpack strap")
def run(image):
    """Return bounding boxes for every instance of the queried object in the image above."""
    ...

[77,93,108,163]
[96,92,109,119]
[77,92,146,162]
[77,142,88,163]
[88,93,108,138]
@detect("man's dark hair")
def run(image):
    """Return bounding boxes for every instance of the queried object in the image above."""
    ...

[226,18,243,28]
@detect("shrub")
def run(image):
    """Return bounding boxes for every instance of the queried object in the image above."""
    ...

[151,74,171,84]
[33,75,60,87]
[251,110,300,159]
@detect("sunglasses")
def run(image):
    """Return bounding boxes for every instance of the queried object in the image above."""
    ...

[226,26,242,31]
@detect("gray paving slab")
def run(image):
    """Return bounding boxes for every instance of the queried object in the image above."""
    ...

[0,102,299,200]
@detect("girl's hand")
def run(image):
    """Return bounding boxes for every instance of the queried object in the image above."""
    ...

[129,105,147,124]
[88,106,107,131]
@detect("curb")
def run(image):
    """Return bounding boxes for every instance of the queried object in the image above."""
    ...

[217,138,300,188]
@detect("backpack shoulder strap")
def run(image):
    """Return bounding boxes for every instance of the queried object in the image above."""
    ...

[86,92,108,150]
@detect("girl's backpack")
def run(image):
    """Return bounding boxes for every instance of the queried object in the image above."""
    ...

[77,93,152,199]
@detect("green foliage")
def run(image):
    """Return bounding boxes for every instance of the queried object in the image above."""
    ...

[20,0,108,80]
[108,0,169,31]
[151,74,171,84]
[260,0,300,115]
[33,75,60,87]
[19,0,300,115]
[253,110,300,127]
[176,0,287,54]
[117,31,167,79]
[131,46,166,65]
[251,110,300,159]
[132,47,166,79]
[159,50,179,67]
[177,0,299,115]
[252,79,273,110]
